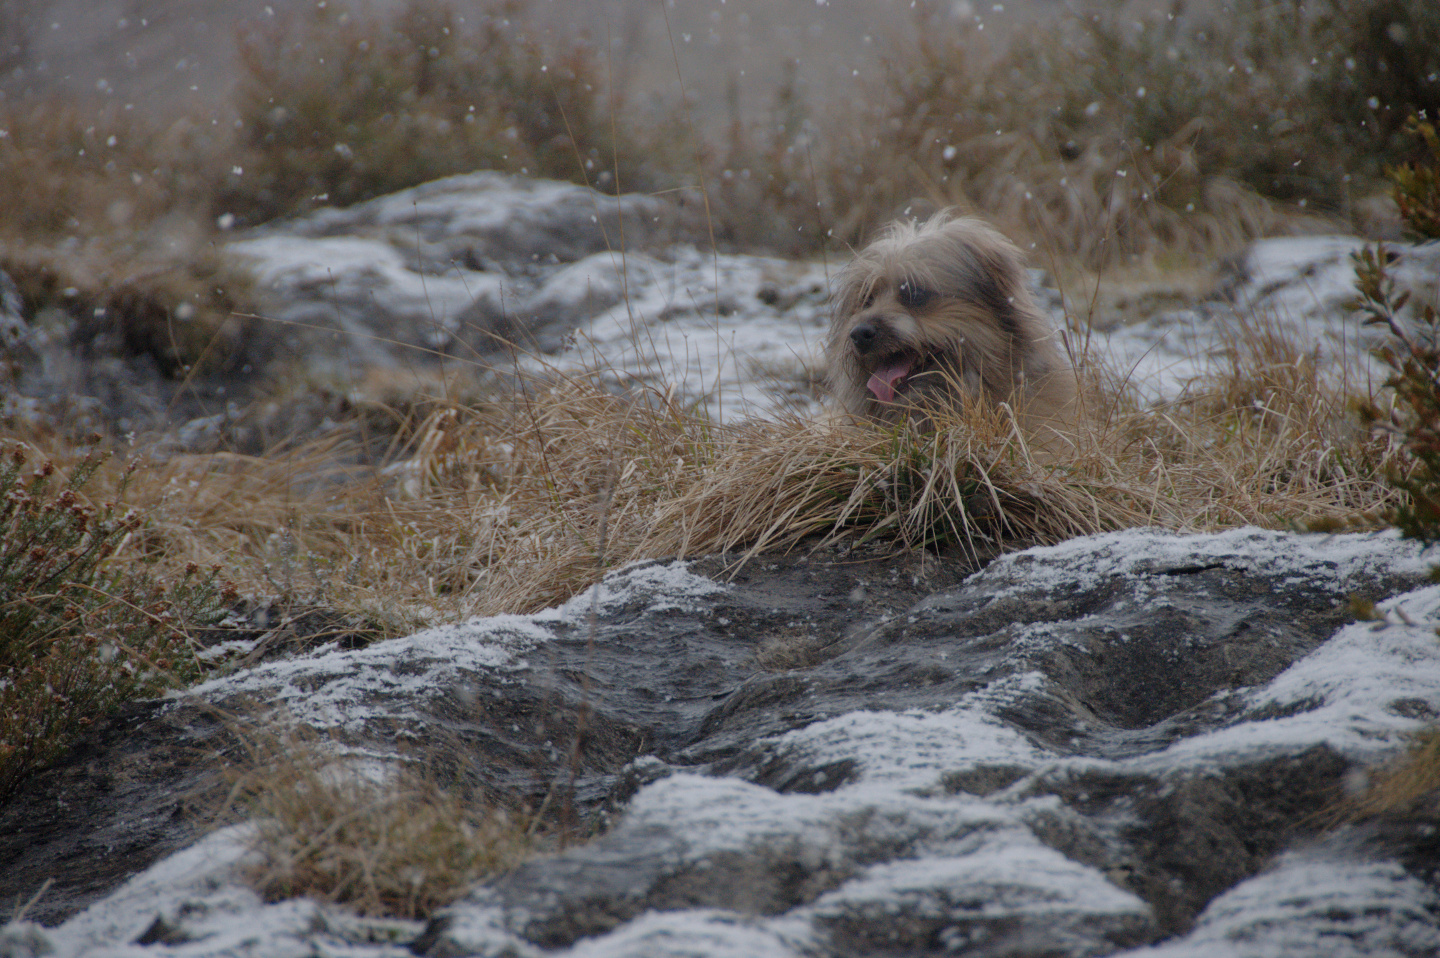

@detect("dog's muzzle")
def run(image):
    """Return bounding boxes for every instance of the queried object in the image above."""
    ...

[849,322,880,353]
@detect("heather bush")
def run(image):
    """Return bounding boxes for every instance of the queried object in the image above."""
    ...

[1355,116,1440,543]
[0,442,234,798]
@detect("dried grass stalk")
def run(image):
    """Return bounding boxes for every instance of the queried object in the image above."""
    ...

[228,731,532,920]
[6,316,1398,626]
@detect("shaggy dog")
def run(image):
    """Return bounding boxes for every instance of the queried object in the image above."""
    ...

[826,212,1077,430]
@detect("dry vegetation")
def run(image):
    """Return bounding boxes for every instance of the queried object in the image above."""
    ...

[224,729,532,919]
[2,0,1438,920]
[82,335,1394,626]
[0,443,232,800]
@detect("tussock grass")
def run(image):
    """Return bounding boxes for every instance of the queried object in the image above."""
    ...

[8,307,1396,628]
[148,320,1387,622]
[226,730,532,919]
[1341,728,1440,823]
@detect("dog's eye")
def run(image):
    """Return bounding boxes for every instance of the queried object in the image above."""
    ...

[896,281,933,309]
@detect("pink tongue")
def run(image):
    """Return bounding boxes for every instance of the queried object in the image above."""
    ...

[866,360,912,403]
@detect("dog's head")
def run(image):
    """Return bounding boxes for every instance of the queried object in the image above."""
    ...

[825,212,1070,423]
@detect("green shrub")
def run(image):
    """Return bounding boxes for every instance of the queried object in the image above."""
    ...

[0,443,234,799]
[1386,116,1440,241]
[1355,116,1440,542]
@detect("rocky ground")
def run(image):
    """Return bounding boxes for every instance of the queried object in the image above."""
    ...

[3,528,1439,956]
[2,172,1440,956]
[7,171,1437,444]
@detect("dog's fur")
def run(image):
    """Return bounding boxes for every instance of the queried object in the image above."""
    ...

[826,211,1077,430]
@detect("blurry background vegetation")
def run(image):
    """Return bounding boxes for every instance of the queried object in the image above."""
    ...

[0,0,1436,269]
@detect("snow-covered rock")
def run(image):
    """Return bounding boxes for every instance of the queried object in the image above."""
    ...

[227,172,1439,419]
[8,528,1440,956]
[1096,236,1440,401]
[6,169,1437,436]
[226,172,831,421]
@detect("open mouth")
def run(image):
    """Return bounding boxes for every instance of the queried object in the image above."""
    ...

[865,352,930,403]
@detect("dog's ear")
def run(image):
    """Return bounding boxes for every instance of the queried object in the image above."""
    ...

[968,249,1023,340]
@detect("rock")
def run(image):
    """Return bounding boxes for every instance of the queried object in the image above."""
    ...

[225,174,831,422]
[8,527,1440,956]
[1226,236,1440,335]
[1089,235,1440,401]
[9,166,1432,441]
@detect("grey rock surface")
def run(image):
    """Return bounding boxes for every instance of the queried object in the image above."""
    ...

[7,528,1440,957]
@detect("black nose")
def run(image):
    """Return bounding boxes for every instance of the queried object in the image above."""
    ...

[849,323,878,352]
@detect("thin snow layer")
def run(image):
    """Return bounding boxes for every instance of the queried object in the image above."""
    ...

[227,170,1423,419]
[1093,235,1438,402]
[228,235,503,350]
[180,559,723,731]
[33,826,417,958]
[977,526,1432,602]
[562,910,812,958]
[812,838,1148,920]
[984,527,1440,768]
[1117,837,1440,958]
[771,704,1048,791]
[24,530,1440,956]
[526,247,833,421]
[325,171,609,237]
[1137,582,1440,769]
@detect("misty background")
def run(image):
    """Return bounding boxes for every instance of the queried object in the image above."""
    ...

[1,0,1108,128]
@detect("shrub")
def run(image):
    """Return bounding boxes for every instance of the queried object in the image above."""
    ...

[220,0,656,225]
[1386,116,1440,241]
[1355,116,1440,542]
[0,442,233,799]
[0,99,223,246]
[727,0,1439,264]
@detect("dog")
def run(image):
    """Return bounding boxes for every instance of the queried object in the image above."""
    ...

[825,211,1077,432]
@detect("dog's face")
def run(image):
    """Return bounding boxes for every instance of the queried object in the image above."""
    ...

[836,272,1017,407]
[825,213,1067,424]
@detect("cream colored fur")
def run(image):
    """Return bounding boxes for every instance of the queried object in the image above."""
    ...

[825,211,1077,432]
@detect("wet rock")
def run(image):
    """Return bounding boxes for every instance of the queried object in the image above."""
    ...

[8,528,1440,957]
[0,699,235,925]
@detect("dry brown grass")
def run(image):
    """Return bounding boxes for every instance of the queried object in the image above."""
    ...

[175,343,1396,621]
[225,729,532,919]
[5,305,1398,632]
[1339,728,1440,823]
